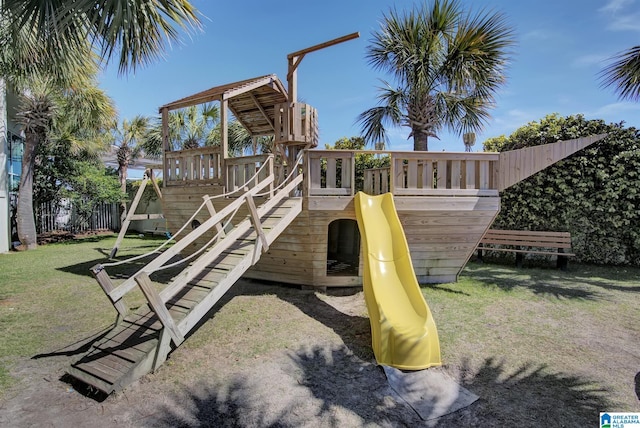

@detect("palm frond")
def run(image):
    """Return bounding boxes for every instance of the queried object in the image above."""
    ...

[600,46,640,102]
[3,0,201,75]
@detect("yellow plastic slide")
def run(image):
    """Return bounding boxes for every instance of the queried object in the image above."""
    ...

[354,192,441,370]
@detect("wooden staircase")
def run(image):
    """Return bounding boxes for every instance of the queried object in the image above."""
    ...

[67,172,302,394]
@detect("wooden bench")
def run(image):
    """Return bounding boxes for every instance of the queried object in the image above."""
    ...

[477,229,575,269]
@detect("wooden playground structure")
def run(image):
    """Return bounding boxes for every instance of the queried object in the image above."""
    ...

[67,33,606,394]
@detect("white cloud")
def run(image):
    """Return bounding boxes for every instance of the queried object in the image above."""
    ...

[599,0,640,31]
[572,54,609,67]
[588,101,640,117]
[522,29,555,41]
[607,13,640,31]
[484,109,545,138]
[599,0,635,13]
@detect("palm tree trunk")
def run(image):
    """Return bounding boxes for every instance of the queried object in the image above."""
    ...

[16,133,39,250]
[119,164,128,224]
[413,132,429,151]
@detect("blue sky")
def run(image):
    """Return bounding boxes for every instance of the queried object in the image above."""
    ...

[99,0,640,152]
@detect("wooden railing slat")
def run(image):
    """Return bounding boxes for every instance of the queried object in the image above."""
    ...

[305,150,504,196]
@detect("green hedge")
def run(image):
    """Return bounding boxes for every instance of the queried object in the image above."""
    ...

[484,114,640,266]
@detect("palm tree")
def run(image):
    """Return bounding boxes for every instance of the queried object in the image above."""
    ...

[600,46,640,101]
[357,0,515,151]
[142,103,219,157]
[112,116,151,222]
[178,104,219,149]
[1,0,200,250]
[1,0,201,74]
[14,71,116,249]
[14,86,54,249]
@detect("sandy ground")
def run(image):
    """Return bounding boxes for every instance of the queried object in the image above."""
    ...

[0,279,474,427]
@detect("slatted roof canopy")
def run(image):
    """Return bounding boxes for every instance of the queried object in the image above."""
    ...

[159,74,288,137]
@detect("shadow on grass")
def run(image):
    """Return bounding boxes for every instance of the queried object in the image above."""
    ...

[179,279,374,364]
[469,259,640,296]
[56,250,183,282]
[276,288,374,362]
[425,284,471,296]
[148,346,612,427]
[464,262,600,300]
[37,232,116,246]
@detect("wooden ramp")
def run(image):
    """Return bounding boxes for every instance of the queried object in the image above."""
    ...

[67,174,302,394]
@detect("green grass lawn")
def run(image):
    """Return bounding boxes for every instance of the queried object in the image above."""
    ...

[0,236,638,425]
[428,260,640,421]
[0,233,166,392]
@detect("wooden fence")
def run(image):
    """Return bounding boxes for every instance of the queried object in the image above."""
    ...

[35,198,120,234]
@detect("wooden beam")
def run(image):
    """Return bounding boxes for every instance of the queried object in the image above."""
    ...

[221,98,228,167]
[287,55,304,104]
[245,193,269,256]
[91,264,128,320]
[149,168,163,201]
[227,103,254,138]
[287,32,360,60]
[161,108,170,152]
[110,174,149,258]
[250,92,275,131]
[203,195,226,240]
[134,272,184,345]
[286,32,359,104]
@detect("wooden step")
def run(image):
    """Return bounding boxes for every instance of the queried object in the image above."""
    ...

[67,196,302,394]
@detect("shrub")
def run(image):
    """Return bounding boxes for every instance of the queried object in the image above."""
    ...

[484,114,640,265]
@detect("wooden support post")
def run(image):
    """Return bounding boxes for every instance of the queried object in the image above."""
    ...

[149,168,163,201]
[134,272,185,346]
[152,329,172,372]
[110,172,149,258]
[268,157,275,198]
[221,98,229,188]
[203,195,226,240]
[245,194,269,264]
[161,107,170,188]
[90,264,128,322]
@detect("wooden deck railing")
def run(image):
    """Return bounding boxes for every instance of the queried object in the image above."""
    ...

[305,150,355,196]
[225,154,274,194]
[305,150,500,197]
[384,152,500,196]
[164,146,223,186]
[274,102,319,146]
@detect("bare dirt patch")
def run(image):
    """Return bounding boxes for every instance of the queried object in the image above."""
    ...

[0,280,433,427]
[0,271,635,427]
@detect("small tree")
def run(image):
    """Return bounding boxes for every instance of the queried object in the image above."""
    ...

[65,163,123,231]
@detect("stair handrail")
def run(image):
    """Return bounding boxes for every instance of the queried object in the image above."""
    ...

[103,154,275,268]
[253,149,305,198]
[104,174,274,304]
[95,152,303,314]
[158,172,304,306]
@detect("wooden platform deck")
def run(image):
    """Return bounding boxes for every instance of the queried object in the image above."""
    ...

[67,192,302,394]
